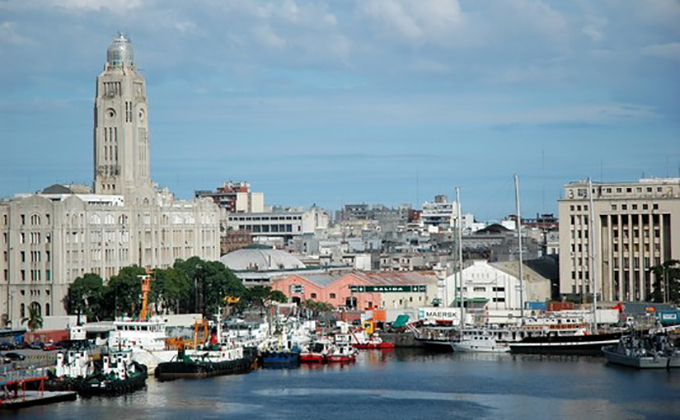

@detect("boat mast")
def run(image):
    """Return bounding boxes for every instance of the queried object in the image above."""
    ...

[456,187,465,327]
[588,178,598,333]
[514,174,524,323]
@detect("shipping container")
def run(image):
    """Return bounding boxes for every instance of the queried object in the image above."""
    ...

[657,310,680,325]
[525,302,547,311]
[547,301,575,312]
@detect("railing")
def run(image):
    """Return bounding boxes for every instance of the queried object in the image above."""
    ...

[0,367,49,385]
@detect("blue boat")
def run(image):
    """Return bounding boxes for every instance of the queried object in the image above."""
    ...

[261,346,301,366]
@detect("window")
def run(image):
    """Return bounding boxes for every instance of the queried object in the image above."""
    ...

[311,293,317,299]
[330,293,336,299]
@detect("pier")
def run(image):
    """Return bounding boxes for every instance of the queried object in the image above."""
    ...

[0,367,76,410]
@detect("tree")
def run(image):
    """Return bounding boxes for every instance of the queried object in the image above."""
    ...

[22,303,43,332]
[67,273,106,320]
[650,260,680,303]
[106,265,147,317]
[152,267,193,315]
[173,257,246,316]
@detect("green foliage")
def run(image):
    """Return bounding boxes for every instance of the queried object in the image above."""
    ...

[68,273,106,320]
[300,299,335,317]
[65,258,247,320]
[650,260,680,303]
[107,265,148,317]
[22,303,43,332]
[173,257,247,316]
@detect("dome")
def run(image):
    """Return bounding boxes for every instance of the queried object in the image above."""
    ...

[107,33,134,67]
[220,247,306,271]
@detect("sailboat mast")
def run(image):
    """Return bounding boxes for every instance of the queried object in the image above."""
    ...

[588,178,598,332]
[514,174,524,323]
[456,187,464,327]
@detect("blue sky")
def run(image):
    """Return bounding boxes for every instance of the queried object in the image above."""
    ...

[1,0,678,220]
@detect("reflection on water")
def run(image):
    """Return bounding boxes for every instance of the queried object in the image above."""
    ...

[17,348,680,420]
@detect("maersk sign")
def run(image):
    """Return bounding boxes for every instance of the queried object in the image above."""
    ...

[349,285,427,293]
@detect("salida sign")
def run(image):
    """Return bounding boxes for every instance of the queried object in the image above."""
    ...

[349,285,427,293]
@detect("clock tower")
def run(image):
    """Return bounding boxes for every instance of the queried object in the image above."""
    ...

[94,33,151,197]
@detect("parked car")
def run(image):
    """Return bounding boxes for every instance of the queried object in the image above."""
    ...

[15,341,31,350]
[2,352,26,363]
[29,342,44,350]
[42,343,57,351]
[0,342,16,351]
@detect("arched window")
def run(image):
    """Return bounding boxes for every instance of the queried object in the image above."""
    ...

[30,301,42,317]
[31,214,41,225]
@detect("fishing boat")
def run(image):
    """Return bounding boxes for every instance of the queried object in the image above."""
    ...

[602,327,680,369]
[352,332,395,350]
[300,340,332,363]
[327,334,357,363]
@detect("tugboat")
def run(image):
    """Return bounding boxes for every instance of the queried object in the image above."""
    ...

[77,350,148,396]
[47,348,147,396]
[155,315,257,381]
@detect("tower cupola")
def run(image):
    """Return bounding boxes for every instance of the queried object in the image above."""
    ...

[106,33,134,68]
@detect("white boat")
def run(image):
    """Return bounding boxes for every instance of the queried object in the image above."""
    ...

[451,329,510,353]
[107,316,177,370]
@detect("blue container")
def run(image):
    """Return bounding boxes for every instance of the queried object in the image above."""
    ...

[657,311,680,325]
[525,301,547,311]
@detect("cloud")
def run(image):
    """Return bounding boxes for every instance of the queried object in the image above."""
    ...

[0,22,35,46]
[643,42,680,61]
[52,0,143,13]
[356,0,465,48]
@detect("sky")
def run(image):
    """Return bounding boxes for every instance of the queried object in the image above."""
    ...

[1,0,679,221]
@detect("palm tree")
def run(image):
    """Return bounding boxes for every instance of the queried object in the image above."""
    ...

[22,303,43,332]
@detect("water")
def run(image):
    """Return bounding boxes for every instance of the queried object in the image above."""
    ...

[12,349,680,420]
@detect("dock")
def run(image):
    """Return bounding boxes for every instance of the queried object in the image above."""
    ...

[0,367,76,410]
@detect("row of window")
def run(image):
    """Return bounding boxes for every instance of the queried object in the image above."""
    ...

[231,215,302,221]
[3,268,51,282]
[3,214,51,226]
[611,203,659,211]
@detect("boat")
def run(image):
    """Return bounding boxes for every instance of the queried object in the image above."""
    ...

[77,350,148,396]
[509,330,622,355]
[261,347,301,366]
[300,340,332,363]
[45,348,147,395]
[155,316,257,381]
[326,334,357,363]
[352,331,395,350]
[155,343,256,380]
[451,328,510,353]
[602,327,680,369]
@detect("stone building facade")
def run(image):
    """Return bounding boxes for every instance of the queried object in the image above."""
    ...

[0,34,219,325]
[558,178,680,302]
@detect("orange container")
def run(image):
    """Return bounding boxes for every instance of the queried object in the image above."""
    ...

[373,309,386,321]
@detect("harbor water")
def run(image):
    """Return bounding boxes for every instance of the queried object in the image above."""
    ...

[14,349,680,420]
